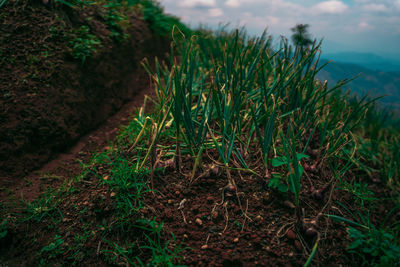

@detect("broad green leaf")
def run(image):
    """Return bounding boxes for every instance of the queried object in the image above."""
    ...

[272,156,288,167]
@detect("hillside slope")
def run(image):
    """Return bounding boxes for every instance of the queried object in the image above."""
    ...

[0,0,171,182]
[317,60,400,110]
[322,52,400,72]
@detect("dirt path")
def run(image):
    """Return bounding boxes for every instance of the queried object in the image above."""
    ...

[0,80,156,204]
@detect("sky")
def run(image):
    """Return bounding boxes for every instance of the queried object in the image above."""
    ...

[158,0,400,59]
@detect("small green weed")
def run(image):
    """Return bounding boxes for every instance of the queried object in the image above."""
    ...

[329,210,400,266]
[0,219,7,239]
[68,25,101,64]
[65,227,93,264]
[347,226,400,266]
[268,173,289,193]
[339,180,376,207]
[135,218,186,266]
[103,0,129,42]
[27,55,40,66]
[21,189,63,223]
[38,234,65,265]
[270,152,309,198]
[91,151,151,230]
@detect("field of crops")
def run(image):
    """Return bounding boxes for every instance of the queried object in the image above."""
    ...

[1,1,400,266]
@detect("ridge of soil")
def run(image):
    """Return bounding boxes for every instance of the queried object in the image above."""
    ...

[0,0,168,184]
[2,138,397,266]
[0,82,157,204]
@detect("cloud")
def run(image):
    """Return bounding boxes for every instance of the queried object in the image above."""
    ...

[158,0,400,56]
[179,0,216,8]
[312,1,348,14]
[358,21,373,30]
[225,0,240,8]
[209,8,224,17]
[362,3,389,12]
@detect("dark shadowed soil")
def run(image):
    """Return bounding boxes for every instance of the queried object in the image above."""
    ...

[0,0,168,184]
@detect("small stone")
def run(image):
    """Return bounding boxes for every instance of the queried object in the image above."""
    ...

[305,227,318,237]
[110,192,116,197]
[284,200,295,209]
[201,244,208,250]
[210,165,219,175]
[183,234,188,239]
[233,237,239,243]
[212,211,219,220]
[195,218,203,226]
[225,183,236,193]
[294,240,302,251]
[263,192,270,203]
[312,190,323,200]
[286,229,296,240]
[103,176,109,180]
[310,164,318,173]
[168,199,173,204]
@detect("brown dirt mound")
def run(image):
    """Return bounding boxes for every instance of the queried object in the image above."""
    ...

[2,144,397,266]
[0,1,168,184]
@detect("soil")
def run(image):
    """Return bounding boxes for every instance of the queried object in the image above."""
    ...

[0,0,169,183]
[140,152,398,266]
[2,139,398,266]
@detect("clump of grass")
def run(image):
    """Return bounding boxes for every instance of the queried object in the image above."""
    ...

[90,149,152,230]
[145,27,367,205]
[347,226,400,266]
[329,209,400,266]
[68,25,102,64]
[20,189,63,223]
[38,234,65,264]
[103,0,130,42]
[141,25,400,265]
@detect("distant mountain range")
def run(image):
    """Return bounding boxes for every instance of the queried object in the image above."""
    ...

[322,52,400,72]
[316,56,400,110]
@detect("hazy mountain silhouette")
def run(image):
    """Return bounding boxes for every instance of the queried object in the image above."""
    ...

[322,52,400,72]
[317,59,400,110]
